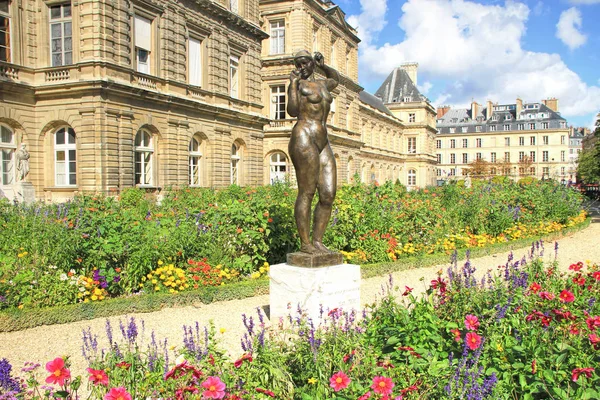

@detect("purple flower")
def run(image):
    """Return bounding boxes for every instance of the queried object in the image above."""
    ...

[0,359,21,393]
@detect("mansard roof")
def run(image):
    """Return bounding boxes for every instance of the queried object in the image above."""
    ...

[359,90,394,116]
[373,68,426,104]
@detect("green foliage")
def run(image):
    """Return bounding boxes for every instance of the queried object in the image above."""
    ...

[577,137,600,184]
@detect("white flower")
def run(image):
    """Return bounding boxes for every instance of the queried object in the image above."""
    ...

[174,354,186,365]
[59,273,68,281]
[48,265,58,270]
[79,287,86,292]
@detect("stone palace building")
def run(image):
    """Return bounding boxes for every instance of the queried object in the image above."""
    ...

[0,0,436,201]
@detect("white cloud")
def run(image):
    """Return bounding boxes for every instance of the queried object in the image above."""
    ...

[348,0,600,119]
[418,81,433,95]
[556,7,587,50]
[533,1,549,16]
[346,0,388,45]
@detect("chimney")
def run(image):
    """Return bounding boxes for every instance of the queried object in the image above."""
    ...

[542,98,559,112]
[470,101,479,120]
[399,62,418,86]
[437,106,450,119]
[486,100,493,120]
[516,98,523,117]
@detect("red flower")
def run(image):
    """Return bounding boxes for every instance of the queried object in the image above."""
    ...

[329,371,351,392]
[592,271,600,281]
[465,332,482,350]
[104,387,132,400]
[451,328,462,342]
[529,282,541,293]
[115,361,131,369]
[401,383,419,395]
[45,357,71,386]
[202,376,226,399]
[531,359,537,375]
[586,316,600,331]
[569,324,581,335]
[371,376,394,395]
[539,291,555,300]
[343,350,356,363]
[559,290,575,303]
[572,367,594,382]
[573,275,586,287]
[255,388,275,397]
[402,286,413,296]
[358,392,372,400]
[464,315,480,331]
[234,353,253,368]
[87,368,109,386]
[569,262,584,272]
[589,333,600,350]
[377,360,396,368]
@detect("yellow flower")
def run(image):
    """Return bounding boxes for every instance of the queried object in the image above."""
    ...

[155,286,160,291]
[152,279,158,284]
[308,378,317,385]
[251,272,260,279]
[219,328,226,334]
[17,304,23,309]
[91,295,98,301]
[158,260,164,265]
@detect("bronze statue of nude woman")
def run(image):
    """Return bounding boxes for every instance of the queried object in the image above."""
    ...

[287,50,340,255]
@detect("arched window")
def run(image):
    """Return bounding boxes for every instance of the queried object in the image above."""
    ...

[189,136,203,186]
[0,125,15,185]
[135,129,153,185]
[407,169,416,186]
[55,127,76,186]
[269,152,287,184]
[231,143,241,185]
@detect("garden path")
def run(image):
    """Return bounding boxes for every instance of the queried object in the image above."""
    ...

[1,221,599,386]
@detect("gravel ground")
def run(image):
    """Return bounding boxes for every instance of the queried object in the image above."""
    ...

[1,220,599,389]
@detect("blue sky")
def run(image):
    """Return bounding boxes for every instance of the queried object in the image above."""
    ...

[341,0,600,128]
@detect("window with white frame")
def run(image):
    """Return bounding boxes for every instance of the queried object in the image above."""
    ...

[329,97,336,124]
[134,14,151,74]
[476,126,482,132]
[529,123,535,130]
[407,169,416,186]
[542,122,549,129]
[462,153,468,164]
[490,167,497,175]
[561,135,565,144]
[504,152,510,162]
[450,154,456,164]
[530,167,535,176]
[530,151,536,162]
[543,167,549,176]
[504,124,510,131]
[476,152,482,160]
[505,137,510,146]
[543,151,548,162]
[461,127,467,133]
[530,136,536,145]
[188,37,202,86]
[408,113,415,123]
[269,152,287,184]
[134,129,153,186]
[270,85,285,120]
[519,137,525,146]
[189,136,203,186]
[519,151,525,161]
[55,127,76,186]
[50,3,72,67]
[490,152,496,163]
[436,168,441,177]
[450,139,456,148]
[407,137,416,153]
[518,123,524,130]
[229,54,239,98]
[0,0,10,62]
[462,138,468,148]
[270,20,284,55]
[436,139,441,149]
[543,136,549,145]
[436,154,442,163]
[476,138,482,148]
[490,125,497,132]
[561,151,565,162]
[231,143,240,184]
[0,125,15,185]
[450,168,456,176]
[449,128,455,133]
[230,0,238,13]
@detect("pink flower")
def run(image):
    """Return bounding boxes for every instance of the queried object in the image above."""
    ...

[465,332,482,350]
[371,376,394,395]
[87,368,109,386]
[45,357,71,386]
[529,282,541,293]
[329,371,351,392]
[539,291,555,300]
[104,387,132,400]
[402,286,413,296]
[450,328,462,342]
[569,262,584,271]
[233,353,253,368]
[358,392,372,400]
[559,290,575,303]
[464,315,480,331]
[589,333,600,350]
[201,376,226,399]
[572,367,594,382]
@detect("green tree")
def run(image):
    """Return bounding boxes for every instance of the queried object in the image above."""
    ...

[577,112,600,183]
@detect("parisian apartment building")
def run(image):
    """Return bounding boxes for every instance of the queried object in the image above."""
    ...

[435,99,579,183]
[0,0,436,202]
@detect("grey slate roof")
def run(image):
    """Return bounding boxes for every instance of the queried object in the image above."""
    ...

[374,68,427,104]
[359,90,394,116]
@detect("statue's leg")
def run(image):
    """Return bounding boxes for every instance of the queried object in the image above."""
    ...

[290,133,320,254]
[312,144,336,253]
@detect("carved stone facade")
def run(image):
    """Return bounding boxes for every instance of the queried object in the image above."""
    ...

[0,0,436,201]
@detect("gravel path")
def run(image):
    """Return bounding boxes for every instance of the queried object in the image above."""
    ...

[1,219,599,386]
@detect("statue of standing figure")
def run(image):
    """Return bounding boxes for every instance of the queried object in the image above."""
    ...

[287,50,340,254]
[15,143,30,182]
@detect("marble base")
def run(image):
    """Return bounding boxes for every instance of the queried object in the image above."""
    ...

[269,262,361,322]
[17,182,35,204]
[287,251,343,268]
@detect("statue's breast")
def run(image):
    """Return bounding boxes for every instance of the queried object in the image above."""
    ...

[300,82,323,104]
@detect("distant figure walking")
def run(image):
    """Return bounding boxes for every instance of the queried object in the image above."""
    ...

[287,50,340,254]
[15,143,30,182]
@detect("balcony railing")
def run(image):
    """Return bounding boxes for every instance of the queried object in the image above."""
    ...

[45,68,70,82]
[0,63,19,80]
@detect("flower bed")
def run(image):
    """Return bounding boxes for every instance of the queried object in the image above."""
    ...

[1,248,599,399]
[0,179,584,310]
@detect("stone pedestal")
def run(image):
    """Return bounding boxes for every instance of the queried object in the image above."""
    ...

[269,262,361,322]
[17,182,35,204]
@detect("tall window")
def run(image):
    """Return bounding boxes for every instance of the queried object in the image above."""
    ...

[270,20,285,55]
[476,152,482,160]
[530,151,536,162]
[436,154,442,163]
[436,140,441,149]
[188,37,202,86]
[271,85,285,120]
[462,153,468,164]
[134,129,153,186]
[189,137,203,186]
[462,138,468,148]
[504,152,510,162]
[407,137,416,153]
[55,127,76,186]
[530,136,536,145]
[490,125,497,132]
[269,152,287,184]
[230,55,239,98]
[542,151,548,162]
[519,151,525,161]
[0,0,10,62]
[476,138,482,148]
[561,151,565,162]
[0,125,14,185]
[229,0,238,13]
[407,169,416,186]
[561,135,566,144]
[408,113,415,123]
[542,122,549,129]
[450,139,456,148]
[490,152,496,163]
[529,123,535,130]
[504,137,510,147]
[519,137,524,146]
[518,123,524,130]
[134,15,151,74]
[450,154,456,164]
[504,124,510,131]
[50,3,72,67]
[543,167,549,176]
[231,143,240,184]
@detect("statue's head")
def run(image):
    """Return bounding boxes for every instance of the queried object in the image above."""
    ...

[293,50,314,80]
